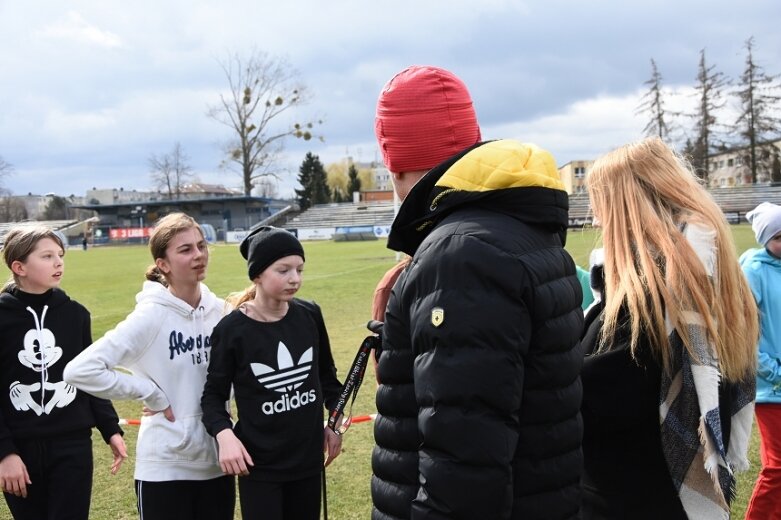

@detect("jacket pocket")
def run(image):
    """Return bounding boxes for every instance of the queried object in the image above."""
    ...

[137,414,218,463]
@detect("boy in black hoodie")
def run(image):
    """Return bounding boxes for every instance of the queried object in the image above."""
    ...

[0,226,126,520]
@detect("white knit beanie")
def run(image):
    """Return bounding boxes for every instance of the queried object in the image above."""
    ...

[746,202,781,246]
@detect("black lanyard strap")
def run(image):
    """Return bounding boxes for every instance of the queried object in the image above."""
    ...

[327,322,382,434]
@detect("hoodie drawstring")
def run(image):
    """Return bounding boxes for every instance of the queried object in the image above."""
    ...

[189,305,207,354]
[26,305,49,410]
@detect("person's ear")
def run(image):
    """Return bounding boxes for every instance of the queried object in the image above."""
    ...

[155,257,171,275]
[10,260,26,277]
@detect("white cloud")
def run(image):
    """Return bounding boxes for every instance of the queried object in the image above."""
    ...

[485,92,646,164]
[1,0,779,198]
[43,108,118,142]
[36,11,122,48]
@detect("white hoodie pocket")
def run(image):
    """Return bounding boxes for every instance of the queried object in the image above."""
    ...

[137,414,218,464]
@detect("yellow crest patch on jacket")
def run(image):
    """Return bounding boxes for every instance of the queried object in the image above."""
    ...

[435,139,564,192]
[431,307,444,327]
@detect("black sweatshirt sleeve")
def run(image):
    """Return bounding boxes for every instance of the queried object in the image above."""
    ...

[201,323,235,437]
[312,303,342,411]
[0,410,18,461]
[89,398,124,443]
[81,311,124,443]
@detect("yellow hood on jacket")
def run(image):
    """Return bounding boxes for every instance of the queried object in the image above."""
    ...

[435,139,564,192]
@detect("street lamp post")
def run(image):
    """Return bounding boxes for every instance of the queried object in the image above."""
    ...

[132,206,145,227]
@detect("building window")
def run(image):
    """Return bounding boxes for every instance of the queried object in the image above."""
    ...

[736,157,743,166]
[574,167,585,179]
[727,158,734,167]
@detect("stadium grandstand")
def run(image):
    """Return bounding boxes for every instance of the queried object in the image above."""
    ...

[285,200,396,240]
[0,219,82,246]
[567,185,781,227]
[287,201,396,229]
[3,185,780,246]
[287,186,781,232]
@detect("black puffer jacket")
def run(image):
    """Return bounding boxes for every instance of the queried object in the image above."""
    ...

[372,140,584,520]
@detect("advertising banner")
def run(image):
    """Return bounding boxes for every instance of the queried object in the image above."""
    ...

[109,227,153,240]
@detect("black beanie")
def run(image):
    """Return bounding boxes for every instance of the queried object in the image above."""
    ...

[239,226,305,280]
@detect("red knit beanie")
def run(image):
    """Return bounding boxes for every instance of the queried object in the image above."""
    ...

[375,65,481,173]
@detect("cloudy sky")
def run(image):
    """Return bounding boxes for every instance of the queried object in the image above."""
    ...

[0,0,778,198]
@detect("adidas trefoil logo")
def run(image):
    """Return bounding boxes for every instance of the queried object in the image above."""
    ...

[251,341,313,392]
[251,342,316,415]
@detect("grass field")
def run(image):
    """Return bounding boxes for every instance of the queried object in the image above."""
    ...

[0,225,763,519]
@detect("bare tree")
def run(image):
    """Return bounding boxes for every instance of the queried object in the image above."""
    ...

[0,156,11,175]
[254,176,279,198]
[687,49,729,182]
[636,59,674,142]
[733,37,781,184]
[0,156,13,195]
[0,196,27,222]
[149,142,193,199]
[208,50,320,195]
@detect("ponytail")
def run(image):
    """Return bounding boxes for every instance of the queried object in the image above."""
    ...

[1,278,16,294]
[226,285,256,309]
[145,265,168,287]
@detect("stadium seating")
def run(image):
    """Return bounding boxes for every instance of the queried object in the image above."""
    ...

[0,220,78,245]
[567,186,781,227]
[287,201,396,229]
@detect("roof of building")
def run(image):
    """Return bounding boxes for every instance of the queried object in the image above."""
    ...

[71,195,285,210]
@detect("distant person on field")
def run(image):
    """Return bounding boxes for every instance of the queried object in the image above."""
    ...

[201,225,343,520]
[370,65,583,520]
[64,213,235,520]
[581,137,758,519]
[741,202,781,520]
[0,226,126,520]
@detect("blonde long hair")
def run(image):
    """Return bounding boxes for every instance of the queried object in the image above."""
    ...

[226,285,256,309]
[586,137,758,382]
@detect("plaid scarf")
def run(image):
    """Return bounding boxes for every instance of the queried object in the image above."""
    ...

[658,225,756,519]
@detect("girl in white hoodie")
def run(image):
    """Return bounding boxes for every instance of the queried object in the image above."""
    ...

[64,213,234,520]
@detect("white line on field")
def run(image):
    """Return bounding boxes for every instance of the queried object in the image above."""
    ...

[305,262,389,280]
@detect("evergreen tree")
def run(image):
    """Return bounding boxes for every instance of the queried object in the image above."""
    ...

[295,152,330,210]
[636,59,674,142]
[733,37,781,184]
[294,152,316,210]
[346,164,362,198]
[43,196,69,220]
[689,49,728,182]
[310,155,331,205]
